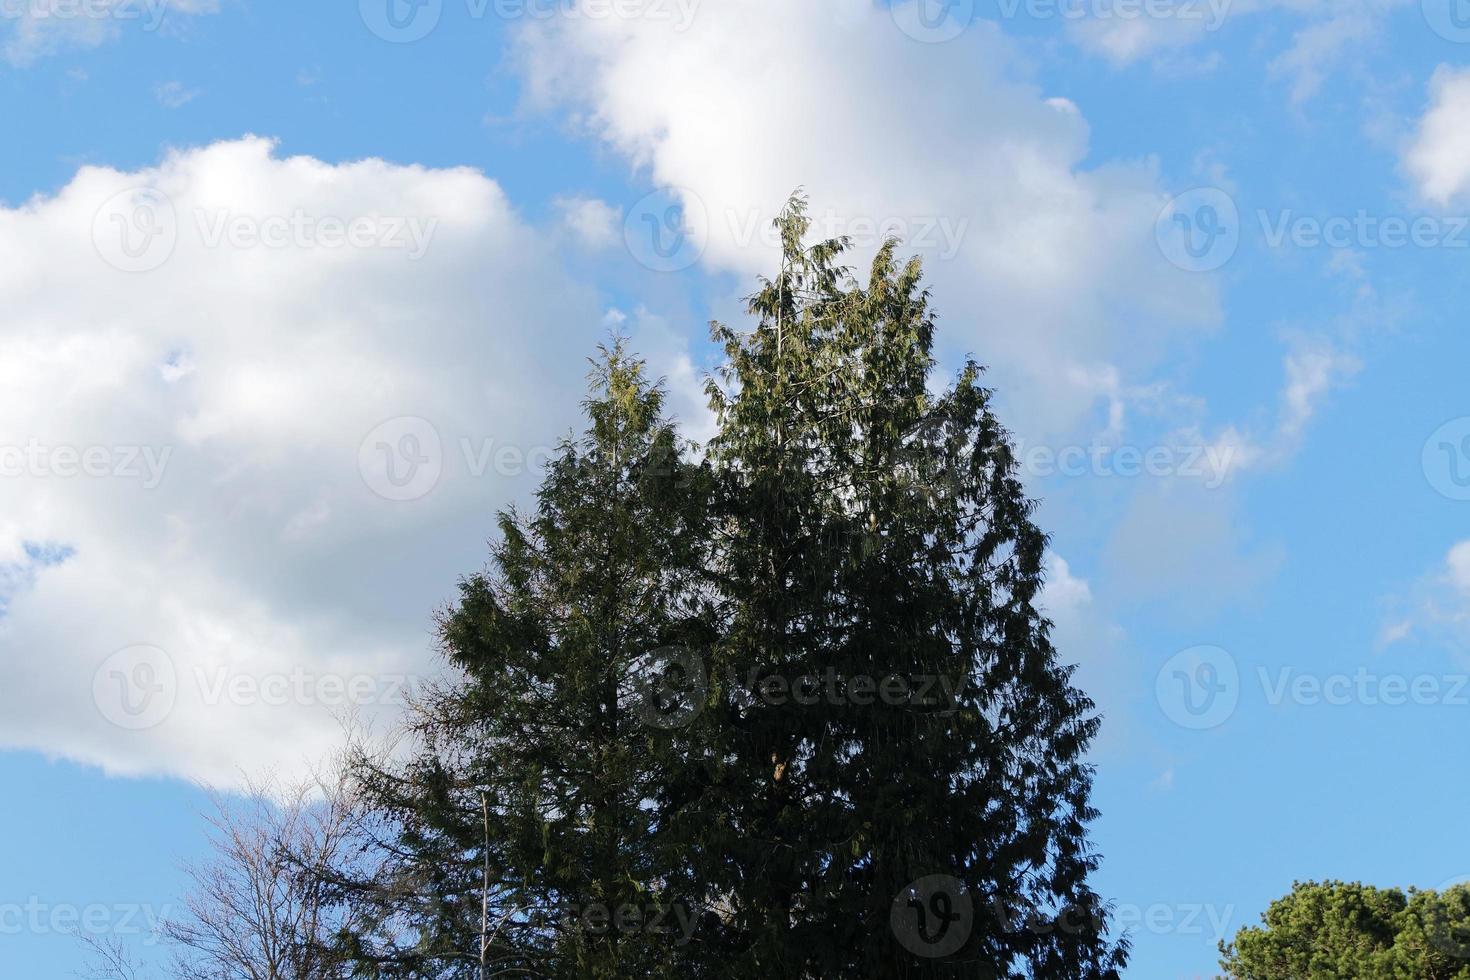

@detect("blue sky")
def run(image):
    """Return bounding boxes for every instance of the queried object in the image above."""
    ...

[4,0,1470,976]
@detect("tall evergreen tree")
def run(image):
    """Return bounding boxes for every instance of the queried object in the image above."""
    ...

[334,343,716,978]
[332,197,1122,980]
[675,196,1124,977]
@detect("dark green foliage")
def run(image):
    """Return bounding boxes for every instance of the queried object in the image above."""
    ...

[335,343,716,978]
[334,196,1122,979]
[677,196,1122,978]
[1221,880,1470,979]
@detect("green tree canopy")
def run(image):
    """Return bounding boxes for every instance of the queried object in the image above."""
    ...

[331,195,1123,979]
[683,195,1122,977]
[1221,880,1470,979]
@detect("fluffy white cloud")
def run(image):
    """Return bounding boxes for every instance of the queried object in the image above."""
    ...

[1404,66,1470,208]
[514,0,1221,437]
[0,138,653,784]
[555,195,622,249]
[508,0,1380,621]
[1041,554,1094,617]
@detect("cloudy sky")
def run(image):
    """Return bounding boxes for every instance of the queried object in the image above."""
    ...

[4,0,1470,974]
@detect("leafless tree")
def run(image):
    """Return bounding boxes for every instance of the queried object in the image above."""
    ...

[77,763,377,980]
[75,934,149,980]
[163,769,371,980]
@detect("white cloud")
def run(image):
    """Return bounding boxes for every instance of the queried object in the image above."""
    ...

[1065,0,1407,99]
[1267,9,1376,105]
[1041,554,1093,618]
[507,0,1380,621]
[602,305,716,444]
[153,79,200,109]
[1097,331,1357,497]
[2,0,218,66]
[513,0,1221,437]
[0,138,697,786]
[1404,66,1470,208]
[1447,541,1470,595]
[1376,618,1413,649]
[1381,539,1470,654]
[554,195,621,249]
[1039,552,1131,751]
[1065,2,1240,66]
[1278,335,1361,443]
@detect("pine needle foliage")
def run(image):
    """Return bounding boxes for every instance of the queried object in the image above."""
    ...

[334,196,1123,980]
